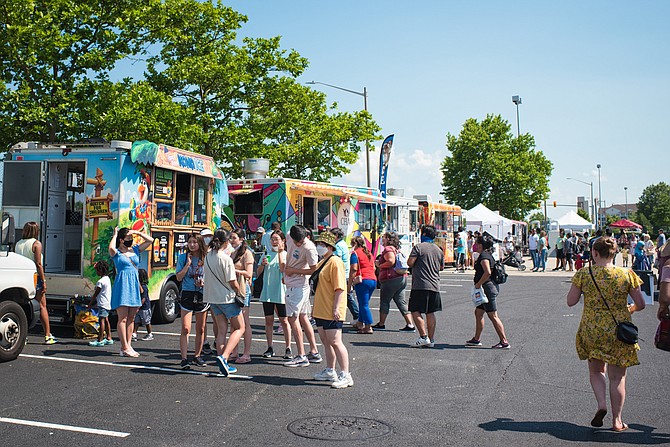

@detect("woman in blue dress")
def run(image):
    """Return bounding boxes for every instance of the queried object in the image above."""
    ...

[109,226,153,357]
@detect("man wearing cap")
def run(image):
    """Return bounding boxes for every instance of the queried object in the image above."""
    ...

[283,225,322,367]
[250,227,265,252]
[311,231,353,388]
[200,228,214,247]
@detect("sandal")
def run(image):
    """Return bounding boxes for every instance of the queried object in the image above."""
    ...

[235,355,251,364]
[591,409,607,427]
[357,329,373,334]
[612,423,628,432]
[372,323,385,329]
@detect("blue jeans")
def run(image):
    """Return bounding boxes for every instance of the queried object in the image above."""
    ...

[538,249,547,271]
[354,279,376,325]
[347,291,359,320]
[530,249,538,269]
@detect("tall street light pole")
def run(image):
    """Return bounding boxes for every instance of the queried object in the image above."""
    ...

[566,177,595,223]
[597,164,602,230]
[307,81,371,187]
[512,95,522,138]
[624,186,628,219]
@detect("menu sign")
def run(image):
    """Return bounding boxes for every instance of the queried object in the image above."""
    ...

[155,168,174,199]
[174,232,190,265]
[151,231,170,268]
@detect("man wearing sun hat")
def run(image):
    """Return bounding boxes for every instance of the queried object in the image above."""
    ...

[311,231,353,389]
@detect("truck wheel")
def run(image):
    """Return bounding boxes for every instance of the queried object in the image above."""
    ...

[156,281,179,323]
[0,300,28,362]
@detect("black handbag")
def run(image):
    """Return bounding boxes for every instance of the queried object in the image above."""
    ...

[588,266,639,345]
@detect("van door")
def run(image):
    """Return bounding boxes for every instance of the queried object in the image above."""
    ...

[1,161,46,243]
[45,163,67,272]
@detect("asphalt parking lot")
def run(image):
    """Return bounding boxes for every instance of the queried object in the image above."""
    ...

[2,268,669,446]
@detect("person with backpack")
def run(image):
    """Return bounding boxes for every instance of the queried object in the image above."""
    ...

[372,232,415,331]
[466,234,511,349]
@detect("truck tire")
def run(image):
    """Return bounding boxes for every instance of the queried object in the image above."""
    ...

[155,281,179,324]
[0,300,28,362]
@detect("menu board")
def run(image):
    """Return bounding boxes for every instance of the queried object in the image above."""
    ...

[151,231,170,268]
[155,168,174,199]
[174,232,190,265]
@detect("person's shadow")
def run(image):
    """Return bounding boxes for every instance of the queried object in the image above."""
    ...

[479,418,670,444]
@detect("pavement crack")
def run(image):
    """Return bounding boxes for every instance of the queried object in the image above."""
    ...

[496,344,524,388]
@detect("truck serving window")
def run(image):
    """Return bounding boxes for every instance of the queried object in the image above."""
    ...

[175,173,191,225]
[193,177,209,225]
[234,191,262,215]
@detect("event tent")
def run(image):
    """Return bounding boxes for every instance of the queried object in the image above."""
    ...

[608,219,642,230]
[557,210,594,232]
[464,203,523,240]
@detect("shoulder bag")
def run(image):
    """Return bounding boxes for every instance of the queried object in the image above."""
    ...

[205,254,245,308]
[309,255,333,296]
[588,266,638,345]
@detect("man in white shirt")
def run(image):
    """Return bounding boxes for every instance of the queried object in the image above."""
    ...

[528,228,539,271]
[282,225,322,367]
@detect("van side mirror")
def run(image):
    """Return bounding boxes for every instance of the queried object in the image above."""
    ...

[1,212,16,248]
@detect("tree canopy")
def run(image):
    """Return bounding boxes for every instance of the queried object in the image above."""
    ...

[441,114,553,221]
[576,208,591,222]
[0,0,380,181]
[636,182,670,235]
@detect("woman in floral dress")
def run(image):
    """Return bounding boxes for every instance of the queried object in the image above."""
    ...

[567,237,646,432]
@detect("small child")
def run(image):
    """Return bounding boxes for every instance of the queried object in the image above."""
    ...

[621,247,629,267]
[133,269,154,341]
[88,261,113,347]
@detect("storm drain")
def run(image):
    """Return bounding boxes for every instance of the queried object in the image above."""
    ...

[287,416,392,441]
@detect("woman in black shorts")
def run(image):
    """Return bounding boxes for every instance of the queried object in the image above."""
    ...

[175,233,210,369]
[466,235,510,349]
[258,230,291,359]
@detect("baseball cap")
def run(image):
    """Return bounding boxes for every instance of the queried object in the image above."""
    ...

[256,227,266,234]
[200,228,214,237]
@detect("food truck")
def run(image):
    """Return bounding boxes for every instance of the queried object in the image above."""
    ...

[224,177,384,254]
[414,195,462,265]
[1,140,228,323]
[384,192,419,257]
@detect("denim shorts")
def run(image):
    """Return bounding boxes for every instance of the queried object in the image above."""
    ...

[134,308,152,325]
[210,303,242,319]
[96,307,110,319]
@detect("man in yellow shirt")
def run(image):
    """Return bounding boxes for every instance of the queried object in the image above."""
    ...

[311,232,353,389]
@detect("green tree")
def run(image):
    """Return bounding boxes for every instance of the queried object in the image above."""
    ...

[527,211,545,226]
[577,208,591,222]
[0,0,153,147]
[441,114,553,221]
[144,0,379,180]
[636,182,670,235]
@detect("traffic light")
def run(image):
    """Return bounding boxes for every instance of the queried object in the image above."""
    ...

[537,202,542,209]
[553,201,557,207]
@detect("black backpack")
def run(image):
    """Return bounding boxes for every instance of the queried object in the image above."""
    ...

[491,259,508,285]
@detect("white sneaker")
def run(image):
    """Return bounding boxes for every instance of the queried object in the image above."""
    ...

[413,336,432,348]
[131,333,138,342]
[284,355,309,367]
[331,372,354,389]
[142,333,154,341]
[314,368,338,381]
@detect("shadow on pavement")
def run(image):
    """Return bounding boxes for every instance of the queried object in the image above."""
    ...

[479,418,670,444]
[348,340,469,350]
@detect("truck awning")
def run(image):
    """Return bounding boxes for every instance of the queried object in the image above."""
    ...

[130,140,224,180]
[289,182,384,203]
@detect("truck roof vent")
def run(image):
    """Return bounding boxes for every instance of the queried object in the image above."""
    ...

[242,158,270,179]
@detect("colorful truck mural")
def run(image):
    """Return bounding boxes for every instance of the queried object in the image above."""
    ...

[224,178,384,254]
[1,140,227,323]
[414,195,462,265]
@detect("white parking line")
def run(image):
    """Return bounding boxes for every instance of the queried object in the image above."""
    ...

[143,330,321,347]
[18,354,253,379]
[0,417,130,438]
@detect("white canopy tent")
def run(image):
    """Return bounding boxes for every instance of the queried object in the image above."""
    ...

[464,203,516,241]
[557,210,594,232]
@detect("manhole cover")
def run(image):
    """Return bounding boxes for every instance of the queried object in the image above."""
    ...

[287,416,392,441]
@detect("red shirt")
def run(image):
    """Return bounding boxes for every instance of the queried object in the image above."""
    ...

[351,248,376,281]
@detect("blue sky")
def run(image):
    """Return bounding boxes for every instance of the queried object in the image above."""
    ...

[132,1,670,220]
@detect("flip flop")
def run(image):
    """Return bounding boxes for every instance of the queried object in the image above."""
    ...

[591,409,607,427]
[612,423,628,432]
